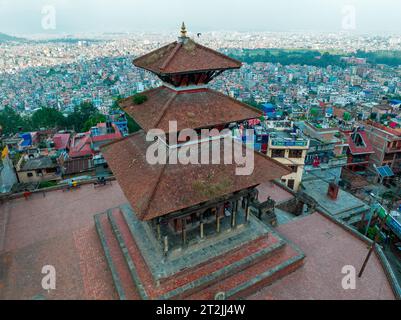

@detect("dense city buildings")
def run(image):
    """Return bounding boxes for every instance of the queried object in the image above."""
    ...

[1,32,401,117]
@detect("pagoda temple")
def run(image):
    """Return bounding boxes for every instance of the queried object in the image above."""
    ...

[95,23,305,300]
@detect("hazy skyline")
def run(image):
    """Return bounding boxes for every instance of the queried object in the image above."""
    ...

[0,0,400,35]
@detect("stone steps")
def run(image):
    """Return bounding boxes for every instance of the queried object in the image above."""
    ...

[108,208,149,299]
[110,208,287,299]
[120,203,277,284]
[187,243,305,300]
[160,235,279,286]
[95,205,305,300]
[94,212,140,300]
[158,238,288,300]
[121,202,281,286]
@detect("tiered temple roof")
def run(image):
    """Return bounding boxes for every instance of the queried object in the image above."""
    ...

[101,131,290,220]
[133,39,241,75]
[103,24,291,221]
[120,86,262,133]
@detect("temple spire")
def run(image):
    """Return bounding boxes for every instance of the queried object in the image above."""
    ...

[178,22,189,43]
[180,22,187,37]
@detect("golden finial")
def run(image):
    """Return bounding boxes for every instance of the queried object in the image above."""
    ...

[180,22,187,38]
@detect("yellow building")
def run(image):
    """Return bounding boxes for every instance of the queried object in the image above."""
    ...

[265,121,309,192]
[16,156,61,184]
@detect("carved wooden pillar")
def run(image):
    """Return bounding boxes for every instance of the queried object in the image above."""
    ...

[182,218,187,246]
[245,197,250,222]
[231,200,238,228]
[200,213,204,239]
[216,207,221,233]
[163,236,169,255]
[156,218,161,241]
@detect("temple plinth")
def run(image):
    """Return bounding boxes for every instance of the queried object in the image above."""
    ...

[95,24,305,300]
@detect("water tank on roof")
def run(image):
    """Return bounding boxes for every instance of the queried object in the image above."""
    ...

[343,112,351,121]
[262,103,275,114]
[310,108,319,118]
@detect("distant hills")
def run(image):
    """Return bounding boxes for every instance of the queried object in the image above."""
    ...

[0,32,25,43]
[0,33,103,44]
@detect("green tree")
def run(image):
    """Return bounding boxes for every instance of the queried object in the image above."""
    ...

[66,102,99,132]
[82,113,107,132]
[31,107,67,130]
[111,98,141,133]
[229,49,346,68]
[244,96,263,111]
[0,106,31,134]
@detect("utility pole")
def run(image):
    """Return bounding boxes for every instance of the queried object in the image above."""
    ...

[358,205,391,278]
[364,198,377,236]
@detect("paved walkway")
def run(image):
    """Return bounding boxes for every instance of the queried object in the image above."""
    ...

[0,201,10,253]
[249,213,395,300]
[0,183,127,299]
[257,182,294,204]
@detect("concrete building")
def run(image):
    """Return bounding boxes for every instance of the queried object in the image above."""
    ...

[0,182,396,300]
[300,121,348,183]
[301,180,370,226]
[364,120,401,181]
[342,128,375,173]
[265,121,309,192]
[16,156,61,184]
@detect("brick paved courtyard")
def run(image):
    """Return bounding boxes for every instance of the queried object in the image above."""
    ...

[0,182,396,300]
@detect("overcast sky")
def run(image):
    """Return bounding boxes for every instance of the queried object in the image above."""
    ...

[0,0,400,35]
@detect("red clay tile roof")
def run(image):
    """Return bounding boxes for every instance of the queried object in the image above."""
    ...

[120,86,263,133]
[69,133,93,158]
[53,133,71,150]
[133,39,241,74]
[101,131,291,221]
[344,130,374,155]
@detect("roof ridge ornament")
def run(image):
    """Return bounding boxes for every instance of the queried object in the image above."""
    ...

[178,22,189,43]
